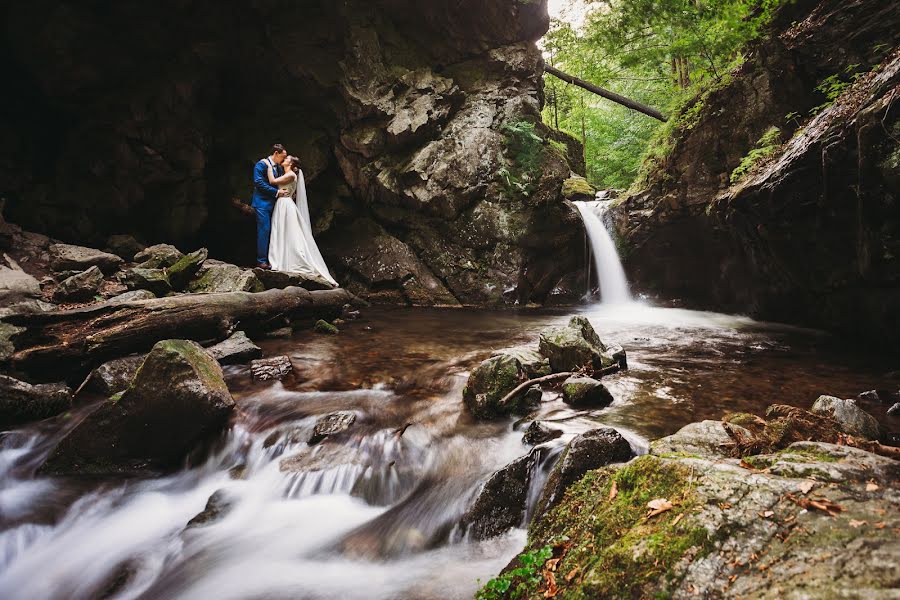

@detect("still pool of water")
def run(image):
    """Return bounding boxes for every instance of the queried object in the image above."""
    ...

[0,302,896,599]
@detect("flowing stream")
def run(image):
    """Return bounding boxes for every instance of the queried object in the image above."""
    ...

[0,305,896,599]
[573,200,631,303]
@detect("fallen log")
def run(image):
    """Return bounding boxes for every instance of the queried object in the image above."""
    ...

[1,286,359,380]
[545,66,668,122]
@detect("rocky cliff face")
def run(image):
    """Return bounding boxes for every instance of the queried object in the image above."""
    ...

[0,0,586,306]
[611,0,900,343]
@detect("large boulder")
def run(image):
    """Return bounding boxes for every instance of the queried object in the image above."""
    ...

[561,375,614,408]
[134,244,183,269]
[538,316,619,372]
[811,395,881,441]
[522,421,563,446]
[459,452,537,540]
[39,340,235,475]
[167,248,207,290]
[85,355,145,396]
[188,261,263,294]
[205,331,261,365]
[463,349,545,420]
[48,243,123,275]
[0,375,73,429]
[533,427,633,518]
[121,267,172,296]
[52,266,104,303]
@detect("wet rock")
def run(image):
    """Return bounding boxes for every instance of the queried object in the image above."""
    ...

[534,427,633,517]
[167,248,207,290]
[121,267,172,296]
[538,316,617,373]
[188,261,263,294]
[811,395,880,440]
[314,319,339,334]
[39,339,235,475]
[522,421,563,446]
[253,268,335,291]
[0,374,73,428]
[52,266,104,303]
[459,452,535,540]
[522,385,543,407]
[48,243,124,275]
[491,346,550,378]
[105,234,145,261]
[888,403,900,417]
[561,175,595,201]
[103,289,156,305]
[250,356,293,381]
[309,411,357,444]
[463,352,534,420]
[86,355,145,396]
[205,331,261,365]
[185,489,235,529]
[858,389,899,404]
[134,244,183,269]
[649,420,743,459]
[561,375,613,408]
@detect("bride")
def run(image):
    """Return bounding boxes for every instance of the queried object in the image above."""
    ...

[265,156,338,286]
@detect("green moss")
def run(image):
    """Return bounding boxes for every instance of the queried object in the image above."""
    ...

[775,447,839,463]
[729,126,782,184]
[498,120,546,198]
[109,392,124,403]
[723,412,761,427]
[314,320,339,335]
[519,456,712,599]
[476,545,553,600]
[657,451,703,460]
[561,176,595,200]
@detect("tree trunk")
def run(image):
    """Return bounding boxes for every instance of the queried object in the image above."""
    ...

[2,287,359,380]
[544,66,667,122]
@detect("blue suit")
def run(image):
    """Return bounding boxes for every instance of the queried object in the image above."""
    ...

[251,158,283,265]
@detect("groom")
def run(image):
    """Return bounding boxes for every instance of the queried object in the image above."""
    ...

[252,143,290,269]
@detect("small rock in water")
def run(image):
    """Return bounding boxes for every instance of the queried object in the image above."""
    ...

[562,375,614,408]
[264,327,294,339]
[250,355,293,381]
[522,421,563,445]
[522,384,543,407]
[459,452,536,540]
[887,403,900,417]
[309,411,357,444]
[538,316,619,373]
[186,489,235,529]
[811,395,880,441]
[87,354,145,396]
[205,331,262,365]
[314,319,339,334]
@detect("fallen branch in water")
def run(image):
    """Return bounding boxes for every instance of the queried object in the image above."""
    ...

[498,363,622,407]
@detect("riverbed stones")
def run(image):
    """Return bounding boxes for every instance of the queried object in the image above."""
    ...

[250,355,293,381]
[86,355,145,396]
[463,351,536,420]
[811,395,880,440]
[522,421,563,445]
[205,331,261,365]
[534,427,633,518]
[48,243,124,275]
[459,452,536,540]
[134,244,183,269]
[52,266,104,302]
[538,315,617,373]
[188,261,264,294]
[0,374,73,428]
[561,375,613,408]
[39,339,235,475]
[309,411,357,444]
[167,248,207,290]
[121,267,172,296]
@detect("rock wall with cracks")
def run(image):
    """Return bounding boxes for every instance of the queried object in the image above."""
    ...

[0,0,587,307]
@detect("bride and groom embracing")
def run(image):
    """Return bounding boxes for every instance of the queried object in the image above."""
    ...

[251,143,337,285]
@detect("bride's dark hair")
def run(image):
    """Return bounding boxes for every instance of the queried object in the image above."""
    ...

[286,156,300,172]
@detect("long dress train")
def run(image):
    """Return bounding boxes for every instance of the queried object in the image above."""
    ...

[267,170,338,286]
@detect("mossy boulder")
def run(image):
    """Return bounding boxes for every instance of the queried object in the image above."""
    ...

[561,175,595,201]
[39,339,235,475]
[561,375,614,408]
[811,395,880,441]
[167,248,207,290]
[52,266,104,302]
[0,374,72,429]
[538,315,618,373]
[188,262,264,294]
[314,319,339,334]
[134,244,184,269]
[121,267,172,296]
[463,350,542,420]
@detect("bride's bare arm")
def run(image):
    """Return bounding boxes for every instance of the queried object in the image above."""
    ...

[266,164,295,186]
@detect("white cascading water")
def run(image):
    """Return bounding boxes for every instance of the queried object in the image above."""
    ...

[573,200,631,304]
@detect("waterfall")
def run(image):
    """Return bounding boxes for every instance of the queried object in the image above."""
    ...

[573,200,631,304]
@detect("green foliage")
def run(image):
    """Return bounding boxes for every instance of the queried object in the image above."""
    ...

[499,120,545,197]
[730,126,782,183]
[475,545,553,600]
[809,64,863,115]
[542,1,789,190]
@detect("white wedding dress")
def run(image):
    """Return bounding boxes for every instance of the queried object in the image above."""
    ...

[267,170,338,285]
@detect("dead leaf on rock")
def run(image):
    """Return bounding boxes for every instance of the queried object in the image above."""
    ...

[565,567,579,583]
[760,510,775,519]
[543,570,558,598]
[545,557,561,572]
[647,498,674,518]
[865,481,879,492]
[609,480,618,501]
[672,513,685,526]
[849,519,867,528]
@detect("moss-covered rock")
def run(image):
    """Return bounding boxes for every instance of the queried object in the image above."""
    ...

[560,175,595,201]
[561,375,613,408]
[52,265,104,302]
[121,267,172,296]
[167,247,207,290]
[134,244,183,269]
[314,319,339,334]
[39,339,234,475]
[463,351,538,420]
[187,262,263,294]
[538,315,617,373]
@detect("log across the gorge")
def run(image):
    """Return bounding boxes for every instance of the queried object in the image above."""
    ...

[1,287,358,379]
[545,65,668,122]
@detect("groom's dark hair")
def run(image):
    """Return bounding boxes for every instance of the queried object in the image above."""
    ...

[272,143,286,155]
